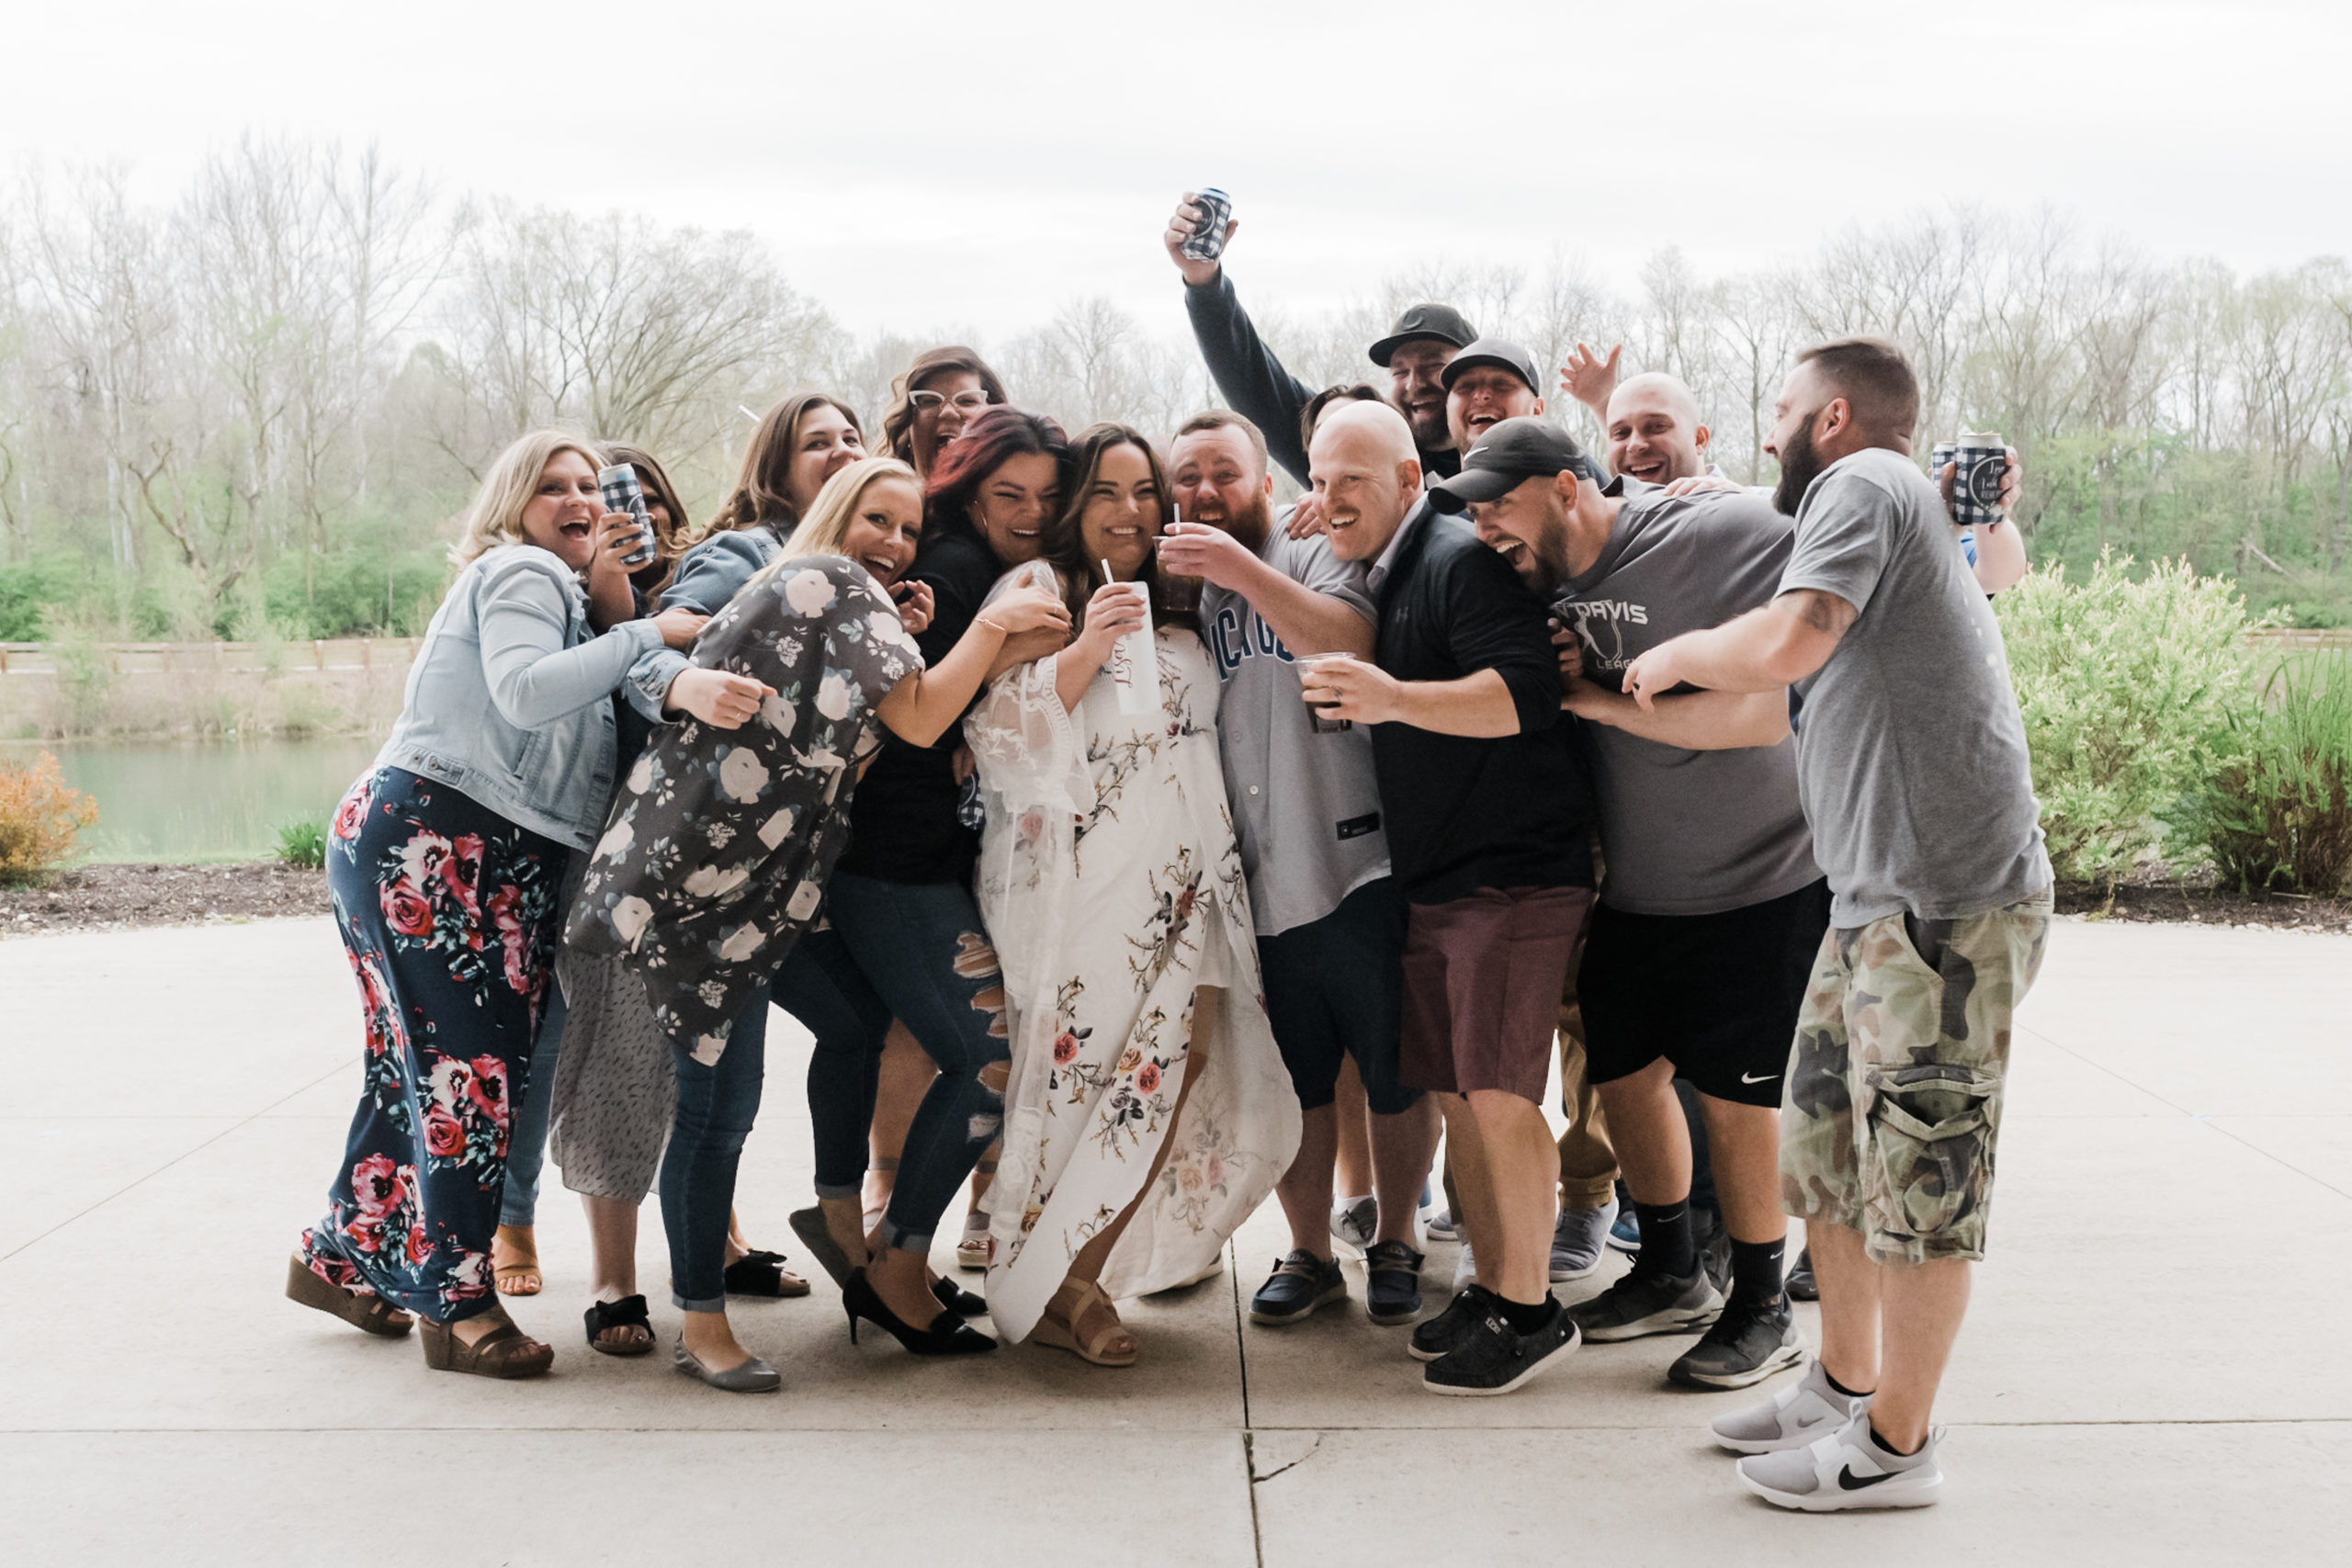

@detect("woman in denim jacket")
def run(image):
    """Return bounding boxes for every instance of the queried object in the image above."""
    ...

[284,430,704,1381]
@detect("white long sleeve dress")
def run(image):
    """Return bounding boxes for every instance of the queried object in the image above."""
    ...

[965,562,1300,1342]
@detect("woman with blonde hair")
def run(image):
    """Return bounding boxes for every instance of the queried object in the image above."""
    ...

[286,430,705,1380]
[965,423,1298,1366]
[493,440,697,1306]
[569,456,1070,1389]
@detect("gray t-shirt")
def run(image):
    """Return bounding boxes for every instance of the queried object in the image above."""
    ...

[1199,523,1390,935]
[1556,485,1823,917]
[1780,447,2052,926]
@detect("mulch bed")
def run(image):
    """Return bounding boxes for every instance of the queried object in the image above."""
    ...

[1,862,332,936]
[5,863,2347,937]
[2053,880,2352,933]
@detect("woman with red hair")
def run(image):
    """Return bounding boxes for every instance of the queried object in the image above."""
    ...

[771,407,1075,1344]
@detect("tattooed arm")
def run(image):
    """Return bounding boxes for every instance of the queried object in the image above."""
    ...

[1617,589,1854,711]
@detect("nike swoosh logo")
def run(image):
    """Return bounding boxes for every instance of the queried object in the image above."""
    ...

[1741,1071,1780,1084]
[1838,1466,1899,1491]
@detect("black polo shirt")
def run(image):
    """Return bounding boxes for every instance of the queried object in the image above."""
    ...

[1366,500,1594,905]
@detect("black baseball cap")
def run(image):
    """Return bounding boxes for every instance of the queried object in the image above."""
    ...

[1367,303,1477,367]
[1426,417,1598,511]
[1440,337,1542,395]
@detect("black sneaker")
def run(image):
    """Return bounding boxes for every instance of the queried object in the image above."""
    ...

[1422,1298,1580,1397]
[1363,1240,1426,1326]
[1408,1285,1496,1362]
[1249,1250,1346,1325]
[1565,1260,1724,1342]
[1785,1246,1818,1302]
[1670,1292,1804,1389]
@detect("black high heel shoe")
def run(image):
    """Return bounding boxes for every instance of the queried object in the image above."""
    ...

[933,1277,988,1317]
[842,1269,996,1356]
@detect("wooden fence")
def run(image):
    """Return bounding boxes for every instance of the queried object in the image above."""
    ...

[0,639,422,676]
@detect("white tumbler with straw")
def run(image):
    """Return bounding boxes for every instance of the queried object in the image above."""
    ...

[1103,558,1159,716]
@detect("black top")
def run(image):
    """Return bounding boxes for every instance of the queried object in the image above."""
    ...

[835,527,1001,884]
[1183,272,1463,489]
[1368,500,1594,904]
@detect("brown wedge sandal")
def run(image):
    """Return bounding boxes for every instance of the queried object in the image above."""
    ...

[419,1306,554,1379]
[492,1224,542,1296]
[285,1255,414,1337]
[1031,1278,1137,1368]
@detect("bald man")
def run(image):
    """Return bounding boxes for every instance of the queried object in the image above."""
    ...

[1299,403,1598,1397]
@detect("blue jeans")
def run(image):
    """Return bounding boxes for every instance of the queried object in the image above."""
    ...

[659,987,768,1312]
[772,872,1009,1255]
[498,985,566,1228]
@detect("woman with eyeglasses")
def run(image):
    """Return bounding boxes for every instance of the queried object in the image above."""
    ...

[880,345,1007,480]
[862,347,1014,1254]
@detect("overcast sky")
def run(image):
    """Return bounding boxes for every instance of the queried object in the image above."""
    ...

[7,0,2346,346]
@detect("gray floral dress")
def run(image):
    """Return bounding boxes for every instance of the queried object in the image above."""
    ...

[565,555,922,1062]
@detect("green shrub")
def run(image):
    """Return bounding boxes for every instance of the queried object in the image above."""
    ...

[1996,551,2254,883]
[0,750,99,886]
[2190,653,2352,895]
[275,817,328,870]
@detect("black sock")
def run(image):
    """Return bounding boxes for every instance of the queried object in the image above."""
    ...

[1823,1367,1874,1399]
[1634,1199,1696,1277]
[1868,1422,1922,1459]
[1729,1238,1787,1305]
[1498,1293,1557,1335]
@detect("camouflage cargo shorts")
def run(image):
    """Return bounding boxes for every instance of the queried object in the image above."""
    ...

[1780,890,2052,1266]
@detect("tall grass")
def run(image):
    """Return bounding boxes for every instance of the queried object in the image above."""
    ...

[2195,652,2352,895]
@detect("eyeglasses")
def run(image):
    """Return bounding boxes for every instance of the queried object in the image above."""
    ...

[909,389,998,413]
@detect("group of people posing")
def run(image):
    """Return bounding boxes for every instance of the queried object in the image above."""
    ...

[285,194,2052,1513]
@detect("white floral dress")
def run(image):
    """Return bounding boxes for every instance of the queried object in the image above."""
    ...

[966,562,1300,1341]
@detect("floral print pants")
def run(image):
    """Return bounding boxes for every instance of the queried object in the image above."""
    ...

[299,768,566,1323]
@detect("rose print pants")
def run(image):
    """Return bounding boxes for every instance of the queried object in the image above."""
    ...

[299,768,566,1324]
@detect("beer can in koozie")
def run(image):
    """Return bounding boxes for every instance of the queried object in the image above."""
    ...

[1181,188,1234,263]
[1950,434,2008,528]
[596,463,659,568]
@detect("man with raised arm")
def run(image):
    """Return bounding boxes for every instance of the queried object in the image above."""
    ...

[1430,415,1826,1392]
[1623,338,2052,1510]
[1157,410,1442,1334]
[1164,193,1472,484]
[1299,401,1595,1397]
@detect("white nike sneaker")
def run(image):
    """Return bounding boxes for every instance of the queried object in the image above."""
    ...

[1736,1416,1943,1512]
[1708,1358,1871,1454]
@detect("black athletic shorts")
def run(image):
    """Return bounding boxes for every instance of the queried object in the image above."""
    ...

[1258,876,1419,1116]
[1578,877,1833,1109]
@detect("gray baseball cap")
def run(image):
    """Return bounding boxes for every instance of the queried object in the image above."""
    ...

[1439,337,1542,396]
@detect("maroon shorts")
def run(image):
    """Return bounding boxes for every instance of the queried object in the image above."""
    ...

[1398,886,1592,1102]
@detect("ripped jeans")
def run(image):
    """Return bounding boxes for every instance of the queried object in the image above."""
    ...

[772,870,1012,1255]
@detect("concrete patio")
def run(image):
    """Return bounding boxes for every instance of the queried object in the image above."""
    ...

[2,915,2346,1565]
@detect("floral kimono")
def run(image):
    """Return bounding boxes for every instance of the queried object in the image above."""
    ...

[565,555,922,1061]
[966,561,1300,1341]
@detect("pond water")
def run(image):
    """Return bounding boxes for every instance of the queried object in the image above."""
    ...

[1,737,386,863]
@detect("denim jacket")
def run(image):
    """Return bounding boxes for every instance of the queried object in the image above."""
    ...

[374,545,663,850]
[623,526,780,721]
